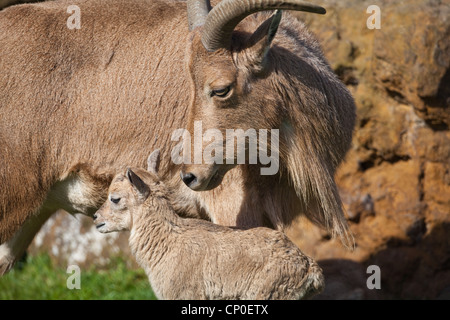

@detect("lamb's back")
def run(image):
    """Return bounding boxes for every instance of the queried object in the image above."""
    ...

[175,218,321,299]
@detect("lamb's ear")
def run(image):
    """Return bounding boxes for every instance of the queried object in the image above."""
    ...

[126,168,150,199]
[147,149,160,174]
[245,10,282,73]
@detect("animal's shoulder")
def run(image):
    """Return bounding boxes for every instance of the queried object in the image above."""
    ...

[179,217,233,233]
[178,217,293,245]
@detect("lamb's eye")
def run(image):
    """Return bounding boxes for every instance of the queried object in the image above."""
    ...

[212,86,231,98]
[110,197,121,204]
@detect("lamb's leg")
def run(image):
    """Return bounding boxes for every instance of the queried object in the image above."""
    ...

[300,261,325,300]
[0,209,53,275]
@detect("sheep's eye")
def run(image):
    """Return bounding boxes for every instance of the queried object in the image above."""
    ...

[212,86,231,98]
[110,197,121,204]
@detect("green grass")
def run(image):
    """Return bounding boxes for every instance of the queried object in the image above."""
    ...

[0,254,157,300]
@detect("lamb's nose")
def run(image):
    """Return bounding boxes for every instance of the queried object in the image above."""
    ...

[180,172,197,187]
[93,214,98,220]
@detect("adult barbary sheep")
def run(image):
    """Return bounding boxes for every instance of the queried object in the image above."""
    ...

[94,150,324,300]
[0,0,355,274]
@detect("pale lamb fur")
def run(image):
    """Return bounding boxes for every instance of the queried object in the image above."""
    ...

[94,150,324,300]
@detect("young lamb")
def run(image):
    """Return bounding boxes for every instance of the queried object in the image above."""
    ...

[94,150,324,300]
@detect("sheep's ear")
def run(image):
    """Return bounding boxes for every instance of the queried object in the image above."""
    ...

[245,10,282,73]
[147,149,161,174]
[126,168,150,199]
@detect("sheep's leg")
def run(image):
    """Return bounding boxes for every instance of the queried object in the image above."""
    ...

[0,209,53,275]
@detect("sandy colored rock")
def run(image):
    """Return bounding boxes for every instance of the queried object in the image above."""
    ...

[291,0,449,299]
[371,0,450,127]
[29,210,137,270]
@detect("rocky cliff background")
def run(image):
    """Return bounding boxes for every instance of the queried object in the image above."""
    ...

[292,0,450,299]
[3,0,449,299]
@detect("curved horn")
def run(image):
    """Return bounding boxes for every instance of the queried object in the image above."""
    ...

[187,0,212,31]
[201,0,326,52]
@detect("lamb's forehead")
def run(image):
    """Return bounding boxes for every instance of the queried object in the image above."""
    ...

[108,168,158,193]
[111,172,126,184]
[108,173,132,193]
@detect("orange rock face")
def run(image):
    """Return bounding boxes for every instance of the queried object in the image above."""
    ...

[292,0,450,299]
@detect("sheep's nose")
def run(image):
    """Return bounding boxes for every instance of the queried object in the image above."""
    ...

[180,172,197,187]
[93,214,98,220]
